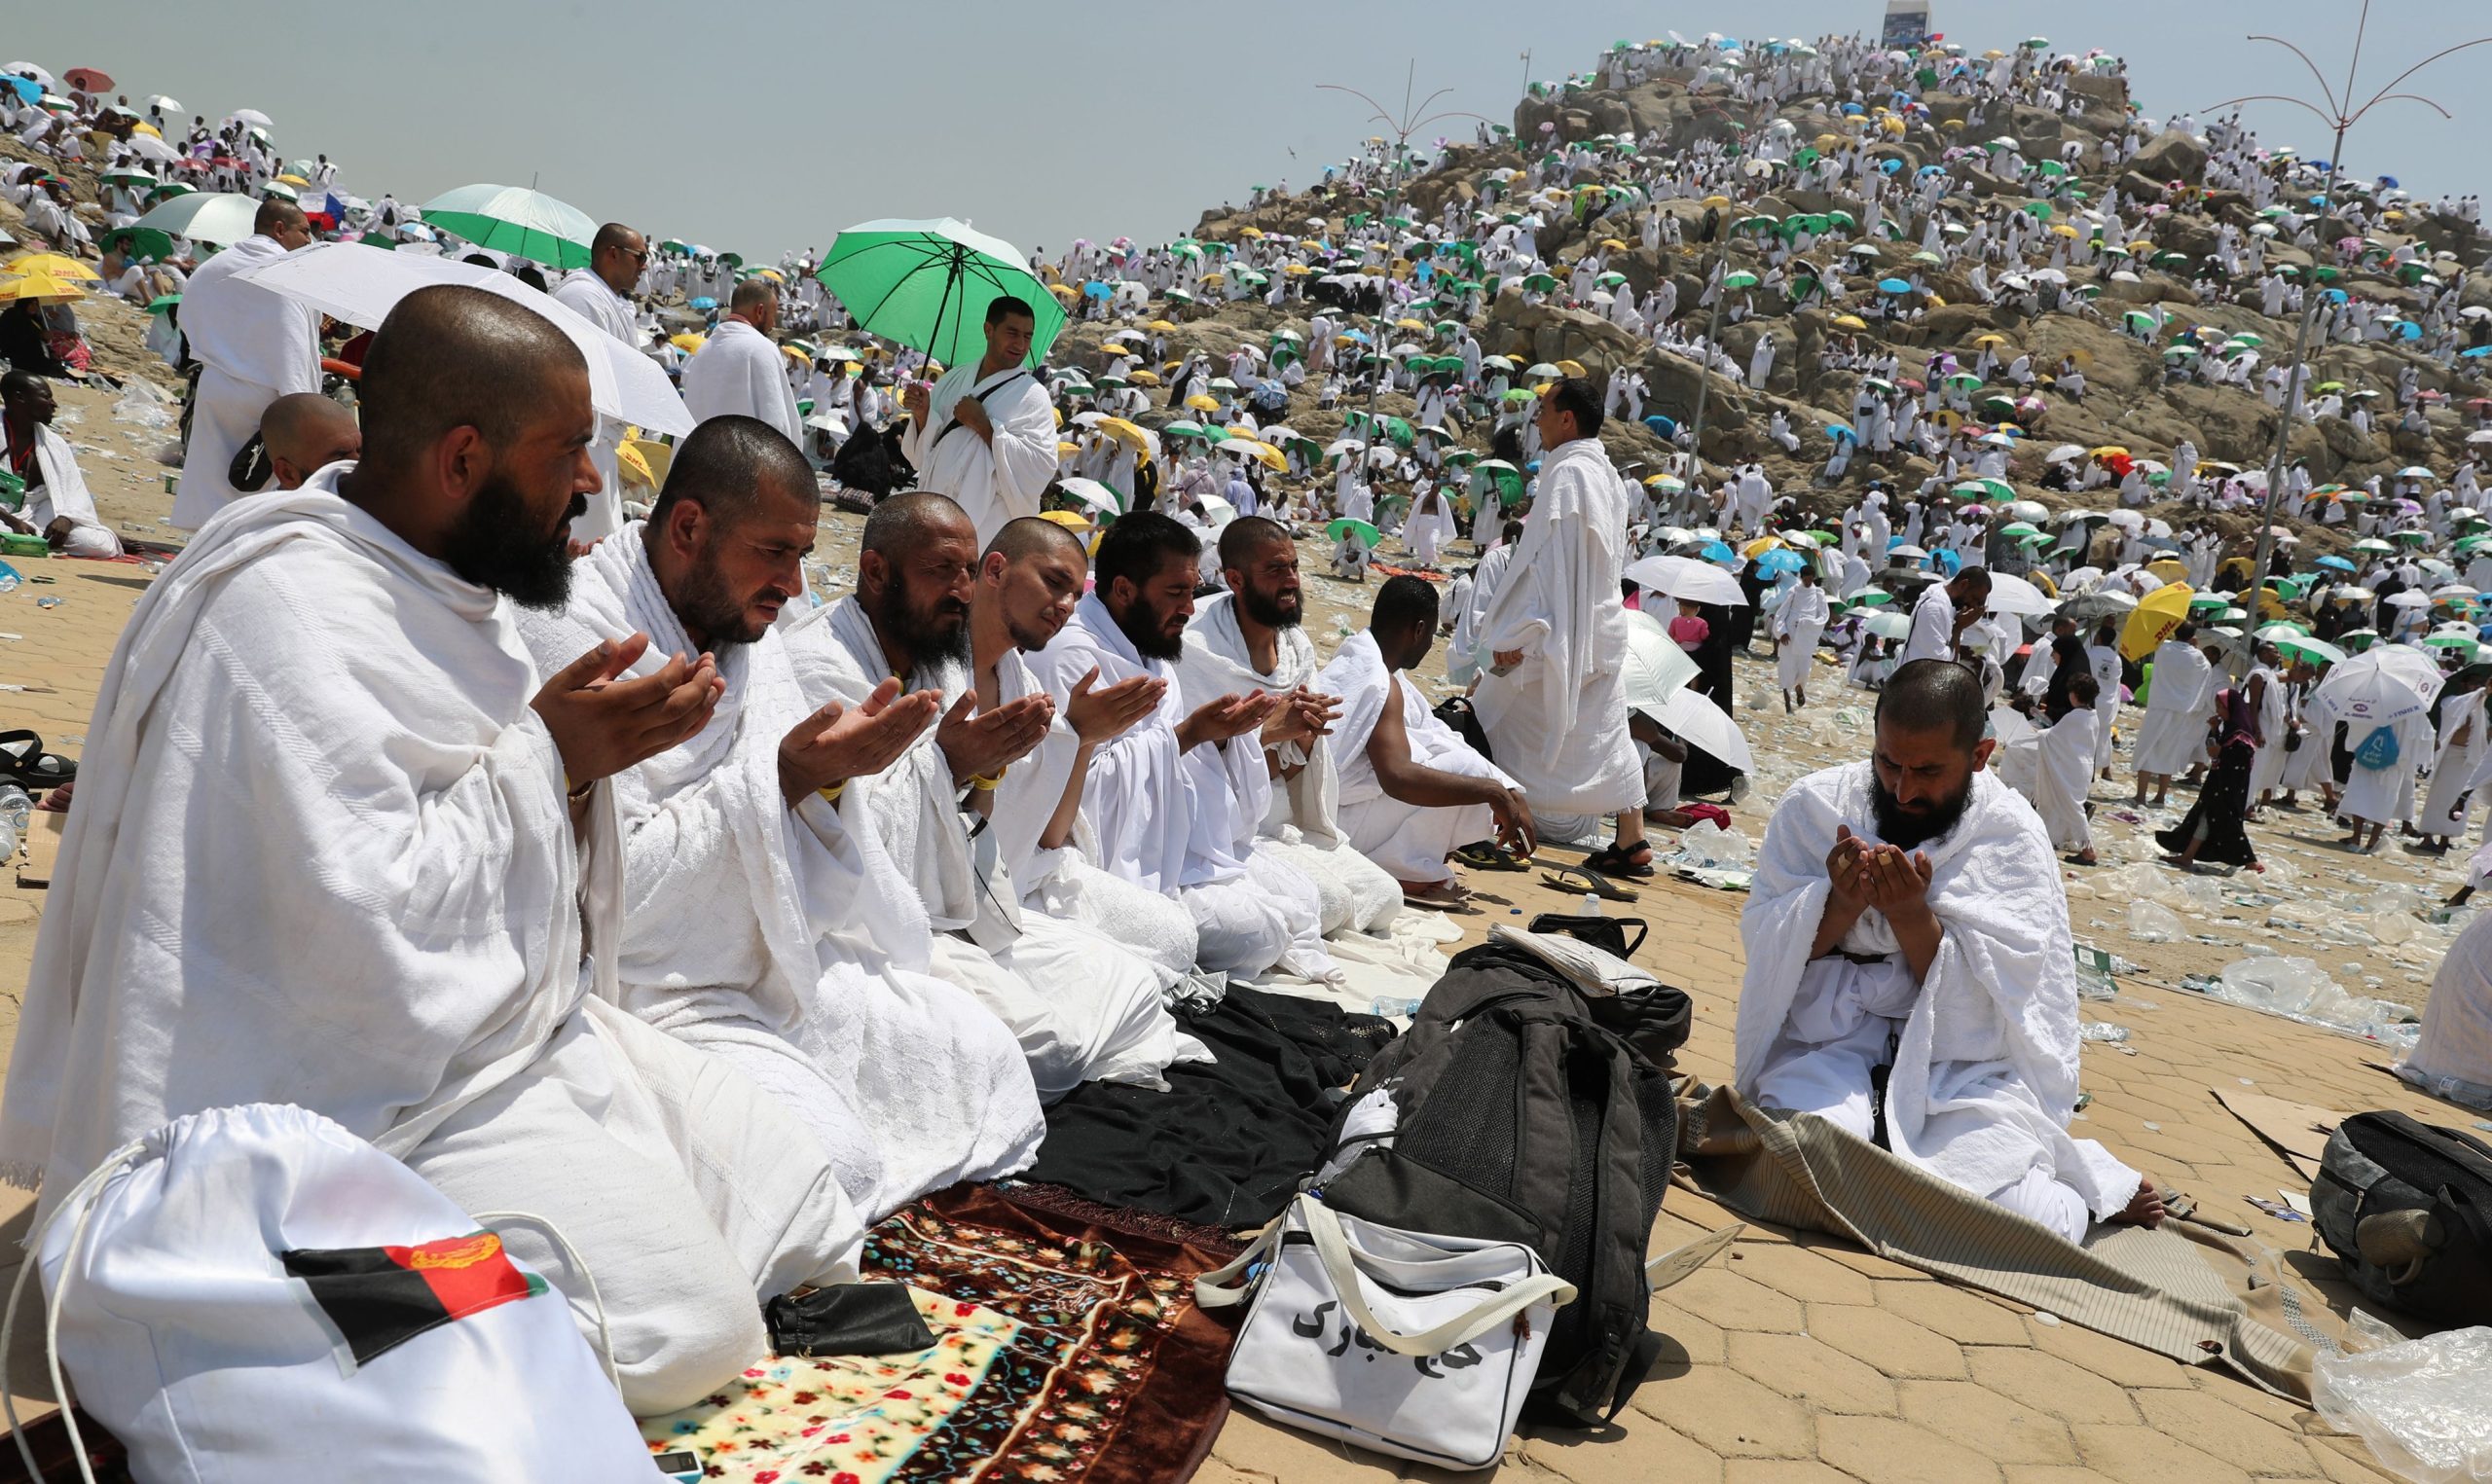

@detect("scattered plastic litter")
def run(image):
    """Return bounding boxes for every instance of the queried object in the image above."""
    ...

[2193,957,2424,1048]
[34,597,61,609]
[2078,1024,2130,1044]
[2314,1325,2492,1484]
[1370,996,1423,1020]
[1673,820,1754,870]
[2126,899,2182,943]
[2244,1197,2307,1223]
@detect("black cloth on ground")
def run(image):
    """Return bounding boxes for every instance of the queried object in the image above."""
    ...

[1021,986,1395,1228]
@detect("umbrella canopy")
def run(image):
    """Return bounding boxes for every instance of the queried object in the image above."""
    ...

[1326,518,1383,548]
[128,191,265,248]
[236,242,691,435]
[2310,647,2440,727]
[816,217,1064,368]
[418,184,599,270]
[1056,477,1123,518]
[1625,554,1747,606]
[1982,571,2054,617]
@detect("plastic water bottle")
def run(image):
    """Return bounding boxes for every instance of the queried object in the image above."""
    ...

[0,785,27,834]
[0,561,18,594]
[0,818,16,861]
[1581,892,1602,918]
[1369,996,1424,1019]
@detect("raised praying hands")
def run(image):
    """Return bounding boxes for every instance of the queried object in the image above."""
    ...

[1262,686,1340,749]
[531,633,722,785]
[778,676,942,804]
[1064,666,1163,745]
[1176,690,1282,752]
[937,690,1054,783]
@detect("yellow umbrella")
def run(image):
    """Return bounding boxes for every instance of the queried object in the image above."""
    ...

[1094,416,1153,451]
[1230,439,1287,472]
[1237,226,1264,238]
[1051,407,1064,428]
[1047,282,1080,301]
[669,332,706,352]
[1701,195,1732,208]
[0,272,88,304]
[1741,536,1785,558]
[2049,224,2079,238]
[615,441,656,490]
[1396,317,1429,331]
[1599,237,1630,250]
[2029,570,2059,598]
[131,121,161,137]
[5,253,101,282]
[2089,445,2129,458]
[1127,369,1160,385]
[781,344,808,362]
[1926,294,1945,307]
[2144,558,2187,583]
[1555,358,1587,377]
[1102,344,1140,358]
[1881,117,1906,136]
[1039,509,1094,533]
[1833,313,1869,330]
[1281,264,1315,276]
[1057,439,1080,456]
[1185,394,1220,412]
[1145,319,1178,332]
[275,172,309,188]
[1224,423,1261,438]
[2119,583,2193,662]
[1971,334,2007,347]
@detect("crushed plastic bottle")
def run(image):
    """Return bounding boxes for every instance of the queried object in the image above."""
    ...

[1370,996,1424,1020]
[0,785,30,834]
[0,818,15,859]
[2126,899,2183,943]
[1675,820,1754,869]
[2079,1024,2132,1043]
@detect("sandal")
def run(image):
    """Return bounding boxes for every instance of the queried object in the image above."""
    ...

[1541,864,1640,903]
[1582,843,1656,879]
[1451,841,1528,872]
[1403,881,1475,911]
[0,729,75,790]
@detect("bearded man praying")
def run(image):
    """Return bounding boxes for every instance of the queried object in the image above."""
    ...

[1736,659,2165,1242]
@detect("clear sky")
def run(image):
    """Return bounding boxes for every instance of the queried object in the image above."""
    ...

[11,1,2487,263]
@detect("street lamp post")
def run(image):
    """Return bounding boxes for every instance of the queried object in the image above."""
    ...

[2205,3,2491,666]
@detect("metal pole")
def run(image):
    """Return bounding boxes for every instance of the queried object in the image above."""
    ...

[2236,121,2348,671]
[1683,242,1729,489]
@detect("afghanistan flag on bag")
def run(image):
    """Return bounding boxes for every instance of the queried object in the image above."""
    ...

[282,1230,548,1368]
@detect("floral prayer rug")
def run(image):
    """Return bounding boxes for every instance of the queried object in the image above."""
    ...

[639,1183,1237,1483]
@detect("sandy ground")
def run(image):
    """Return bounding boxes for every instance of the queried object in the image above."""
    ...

[0,390,2473,1480]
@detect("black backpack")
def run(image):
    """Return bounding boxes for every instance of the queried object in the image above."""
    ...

[2311,1111,2492,1327]
[1316,939,1692,1426]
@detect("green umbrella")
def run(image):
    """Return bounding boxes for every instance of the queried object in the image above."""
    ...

[418,183,599,270]
[1164,420,1207,439]
[814,217,1065,367]
[1327,518,1383,547]
[130,190,263,249]
[1721,271,1760,290]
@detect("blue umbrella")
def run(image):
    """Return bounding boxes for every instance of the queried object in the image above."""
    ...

[1879,159,1905,174]
[1824,422,1857,442]
[0,76,39,104]
[1082,279,1112,299]
[2317,555,2357,572]
[1700,540,1735,563]
[2378,175,2400,190]
[2465,346,2492,359]
[1878,277,1913,294]
[1931,547,1962,575]
[689,296,717,310]
[1642,413,1678,436]
[2323,288,2350,303]
[1755,548,1807,577]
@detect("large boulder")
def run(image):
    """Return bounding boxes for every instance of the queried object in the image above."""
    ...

[2132,129,2210,187]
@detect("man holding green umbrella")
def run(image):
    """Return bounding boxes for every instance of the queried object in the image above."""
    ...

[900,296,1057,547]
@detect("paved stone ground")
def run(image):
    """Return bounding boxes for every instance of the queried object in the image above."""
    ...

[1200,865,2443,1483]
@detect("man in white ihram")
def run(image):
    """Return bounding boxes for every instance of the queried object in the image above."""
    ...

[1473,377,1649,877]
[679,279,802,444]
[1899,565,1990,666]
[901,295,1058,547]
[513,419,1046,1224]
[549,221,654,543]
[1738,659,2166,1242]
[0,287,864,1414]
[170,198,317,528]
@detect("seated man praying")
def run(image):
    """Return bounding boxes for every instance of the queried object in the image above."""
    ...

[1316,574,1535,903]
[1736,658,2163,1242]
[0,371,121,557]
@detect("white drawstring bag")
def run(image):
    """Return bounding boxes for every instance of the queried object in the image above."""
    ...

[1197,1194,1576,1470]
[5,1104,654,1483]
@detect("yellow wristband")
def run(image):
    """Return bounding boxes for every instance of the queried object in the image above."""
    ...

[817,780,847,804]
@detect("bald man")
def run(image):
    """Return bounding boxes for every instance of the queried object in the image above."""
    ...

[257,391,361,490]
[680,279,803,444]
[1,286,865,1415]
[782,493,1191,1096]
[517,420,1047,1219]
[551,222,652,542]
[172,198,320,528]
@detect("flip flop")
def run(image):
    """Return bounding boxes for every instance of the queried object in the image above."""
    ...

[0,729,75,790]
[1541,864,1640,903]
[1451,841,1528,872]
[1582,844,1657,880]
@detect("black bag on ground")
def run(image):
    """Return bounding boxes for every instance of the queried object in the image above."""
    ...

[2310,1110,2492,1327]
[1317,940,1692,1426]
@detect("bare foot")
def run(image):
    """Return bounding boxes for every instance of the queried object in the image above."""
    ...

[2107,1180,2167,1228]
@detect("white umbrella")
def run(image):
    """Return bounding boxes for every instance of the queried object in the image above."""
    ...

[1863,610,1913,639]
[235,242,692,435]
[2309,648,2437,727]
[144,93,182,114]
[1625,554,1746,606]
[1057,477,1122,517]
[1652,686,1753,772]
[130,191,263,248]
[2384,589,2432,608]
[1981,571,2055,617]
[3,63,55,88]
[1620,609,1700,714]
[2275,635,2347,666]
[123,132,182,165]
[226,107,273,129]
[1192,494,1237,527]
[2042,444,2086,464]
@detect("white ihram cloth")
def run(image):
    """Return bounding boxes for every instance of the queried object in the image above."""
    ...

[1900,583,1957,665]
[786,597,1191,1095]
[2339,713,2428,827]
[171,234,320,528]
[2422,688,2486,835]
[2034,707,2097,852]
[1472,436,1641,815]
[1404,490,1457,567]
[513,527,1043,1218]
[0,477,861,1414]
[1775,584,1830,692]
[2246,665,2290,795]
[2086,643,2124,773]
[2400,909,2492,1105]
[1179,593,1402,935]
[984,647,1203,982]
[899,365,1058,547]
[549,268,648,543]
[679,318,803,444]
[1025,594,1331,979]
[2133,641,2214,776]
[1318,630,1517,884]
[0,419,120,556]
[1737,763,2141,1239]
